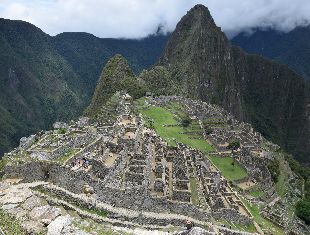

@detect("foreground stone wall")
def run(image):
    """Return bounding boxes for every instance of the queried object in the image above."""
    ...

[3,162,211,222]
[3,157,251,227]
[4,162,47,182]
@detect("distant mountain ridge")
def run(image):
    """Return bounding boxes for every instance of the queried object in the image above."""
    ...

[231,27,310,81]
[0,18,169,157]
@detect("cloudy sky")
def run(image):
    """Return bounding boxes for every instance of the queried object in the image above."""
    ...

[1,0,310,38]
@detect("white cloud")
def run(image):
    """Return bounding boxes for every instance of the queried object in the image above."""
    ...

[0,0,310,38]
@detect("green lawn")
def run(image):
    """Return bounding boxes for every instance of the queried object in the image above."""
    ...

[208,156,248,181]
[139,106,214,152]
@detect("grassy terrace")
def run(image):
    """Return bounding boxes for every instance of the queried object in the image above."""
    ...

[137,99,247,182]
[208,156,248,181]
[139,105,214,152]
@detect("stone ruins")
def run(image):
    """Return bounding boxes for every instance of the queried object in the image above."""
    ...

[1,93,309,235]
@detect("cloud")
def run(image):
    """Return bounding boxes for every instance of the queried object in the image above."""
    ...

[0,0,310,38]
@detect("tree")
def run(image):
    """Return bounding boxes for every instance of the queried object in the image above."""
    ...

[205,125,213,135]
[296,199,310,225]
[227,140,240,151]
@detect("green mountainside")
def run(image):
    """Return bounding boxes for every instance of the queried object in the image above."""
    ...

[231,27,310,81]
[53,32,169,99]
[0,19,168,157]
[0,19,84,157]
[85,54,144,118]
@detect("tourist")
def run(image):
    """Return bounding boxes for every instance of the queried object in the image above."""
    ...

[185,220,194,230]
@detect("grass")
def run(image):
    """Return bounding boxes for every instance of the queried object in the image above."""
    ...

[57,148,79,164]
[0,157,8,171]
[208,156,248,181]
[189,177,199,206]
[74,219,133,235]
[0,208,26,235]
[218,219,257,233]
[139,105,214,152]
[275,155,289,198]
[249,189,264,198]
[240,198,285,235]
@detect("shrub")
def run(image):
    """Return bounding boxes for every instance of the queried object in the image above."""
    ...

[267,159,280,183]
[296,199,310,225]
[181,117,192,127]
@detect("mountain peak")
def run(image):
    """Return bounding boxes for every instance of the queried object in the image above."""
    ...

[187,4,213,18]
[178,4,215,30]
[85,54,135,117]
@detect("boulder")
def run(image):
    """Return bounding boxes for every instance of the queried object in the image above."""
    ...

[23,220,44,234]
[21,195,43,211]
[53,122,68,129]
[19,135,36,149]
[47,215,72,235]
[29,205,61,221]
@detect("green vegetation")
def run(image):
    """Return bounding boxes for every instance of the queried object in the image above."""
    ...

[0,156,8,172]
[240,198,285,235]
[296,200,310,225]
[282,152,310,224]
[227,140,241,151]
[0,19,168,157]
[57,128,67,134]
[181,116,192,127]
[139,66,184,96]
[267,158,280,183]
[218,219,257,233]
[85,55,135,117]
[138,105,213,152]
[189,177,199,206]
[208,156,248,181]
[0,208,26,235]
[74,218,132,235]
[249,189,264,198]
[57,148,79,164]
[83,207,108,218]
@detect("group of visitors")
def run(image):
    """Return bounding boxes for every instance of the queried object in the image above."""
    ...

[71,158,90,169]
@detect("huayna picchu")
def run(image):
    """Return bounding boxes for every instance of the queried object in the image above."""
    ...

[1,4,310,235]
